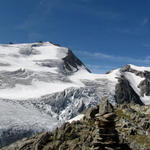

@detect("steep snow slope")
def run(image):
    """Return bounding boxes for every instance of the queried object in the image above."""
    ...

[0,42,150,147]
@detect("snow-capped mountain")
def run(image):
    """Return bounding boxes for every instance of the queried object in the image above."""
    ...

[0,42,149,147]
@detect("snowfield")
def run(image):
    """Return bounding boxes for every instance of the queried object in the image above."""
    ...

[0,42,150,147]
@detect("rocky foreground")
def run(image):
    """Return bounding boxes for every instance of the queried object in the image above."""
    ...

[1,98,150,150]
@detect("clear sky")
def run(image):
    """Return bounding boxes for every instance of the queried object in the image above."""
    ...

[0,0,150,73]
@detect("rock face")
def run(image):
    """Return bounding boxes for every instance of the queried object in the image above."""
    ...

[115,76,143,105]
[138,79,150,96]
[63,49,91,73]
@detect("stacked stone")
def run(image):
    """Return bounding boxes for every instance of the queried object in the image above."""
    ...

[91,98,119,150]
[92,113,117,150]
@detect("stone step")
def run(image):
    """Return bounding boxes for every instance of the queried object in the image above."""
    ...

[98,128,117,134]
[100,140,116,145]
[91,147,104,150]
[105,146,115,150]
[93,141,103,146]
[96,136,118,142]
[100,133,116,138]
[97,122,115,127]
[103,113,116,120]
[95,117,110,123]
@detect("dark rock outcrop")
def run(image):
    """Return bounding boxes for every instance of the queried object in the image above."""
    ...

[115,76,143,105]
[63,49,91,73]
[121,64,150,78]
[138,79,150,96]
[121,65,145,78]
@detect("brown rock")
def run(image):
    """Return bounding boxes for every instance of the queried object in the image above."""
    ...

[103,113,116,120]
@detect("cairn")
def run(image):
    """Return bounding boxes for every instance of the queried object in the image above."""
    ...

[91,98,119,150]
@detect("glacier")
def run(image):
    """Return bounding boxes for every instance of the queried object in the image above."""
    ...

[0,42,150,147]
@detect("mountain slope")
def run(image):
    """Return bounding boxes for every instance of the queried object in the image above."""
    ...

[0,42,149,147]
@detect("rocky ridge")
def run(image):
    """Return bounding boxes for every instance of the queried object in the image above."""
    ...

[2,97,150,150]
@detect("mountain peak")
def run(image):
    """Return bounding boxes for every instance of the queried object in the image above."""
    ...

[1,42,150,148]
[0,42,89,100]
[121,64,150,72]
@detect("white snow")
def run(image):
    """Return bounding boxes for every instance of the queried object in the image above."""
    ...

[0,42,67,72]
[141,95,150,105]
[69,68,121,97]
[0,42,80,99]
[70,68,120,81]
[0,93,62,147]
[0,80,82,99]
[129,64,150,72]
[0,99,59,132]
[68,114,84,123]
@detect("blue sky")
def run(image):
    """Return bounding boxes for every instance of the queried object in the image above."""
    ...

[1,0,150,73]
